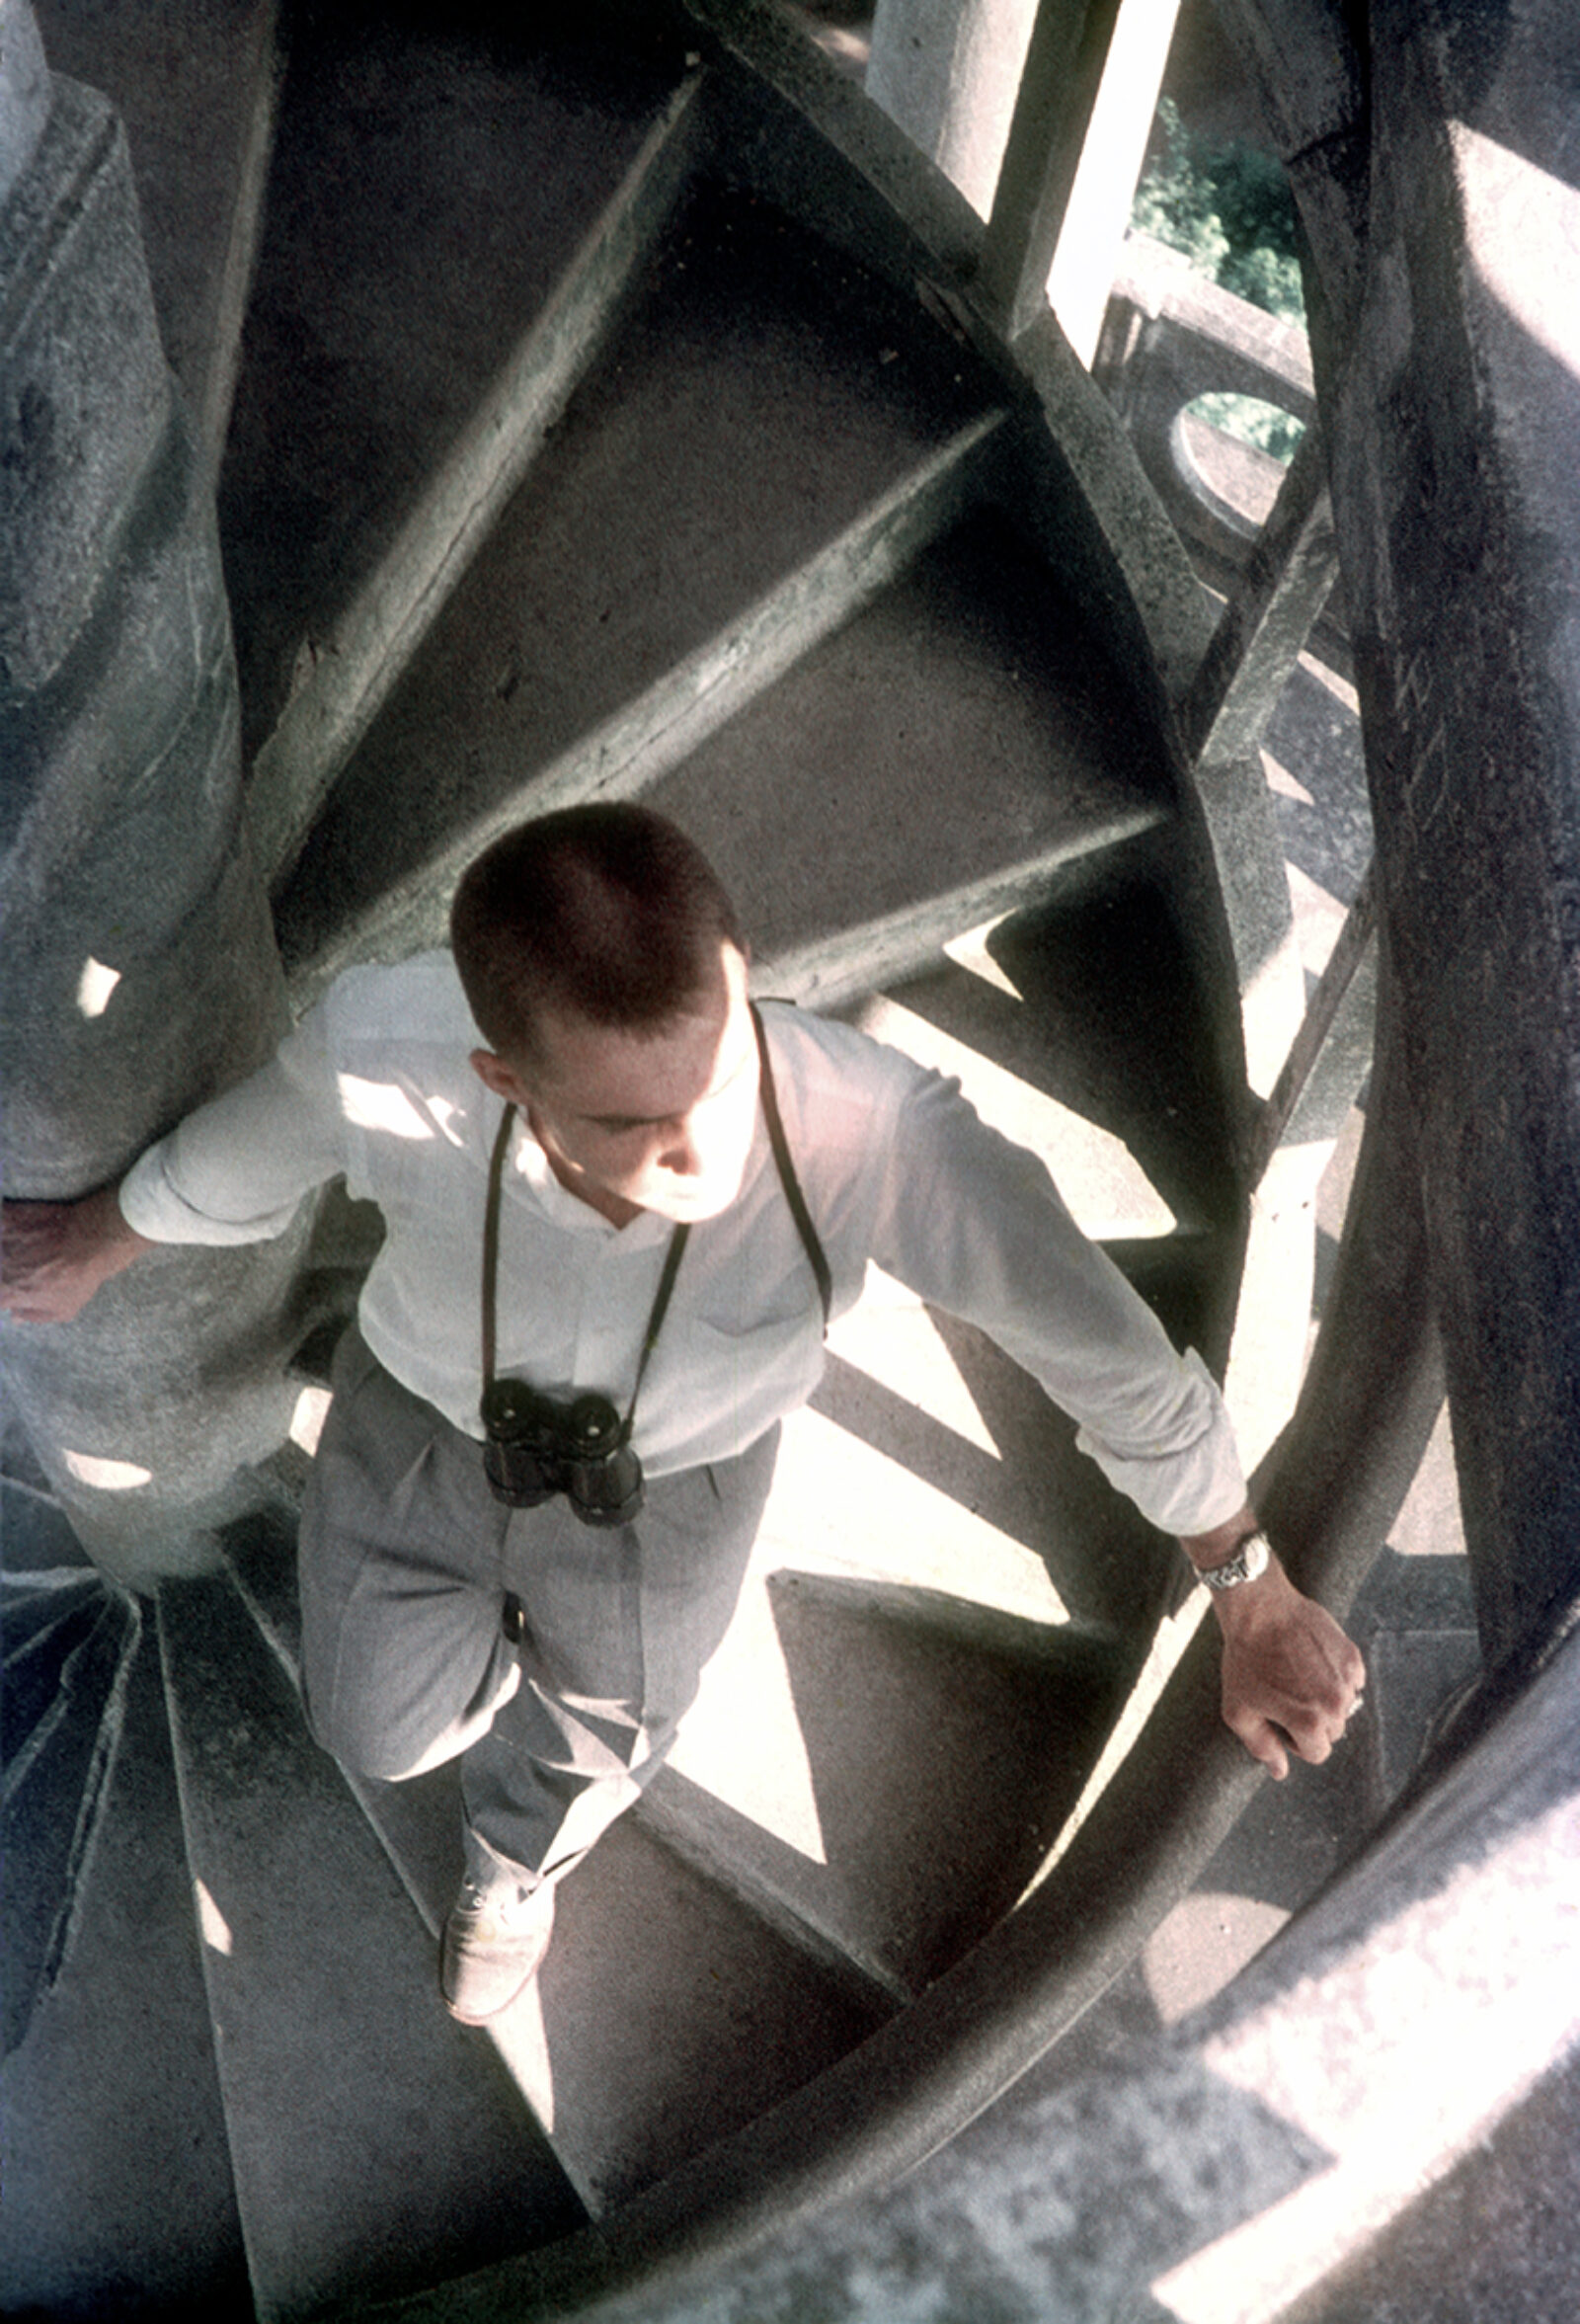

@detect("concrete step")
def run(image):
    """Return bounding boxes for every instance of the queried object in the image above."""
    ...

[272,166,1005,986]
[650,1570,1131,1997]
[680,1222,1177,1656]
[2,1583,103,1763]
[796,1332,1175,1642]
[877,879,1243,1239]
[350,1756,894,2218]
[0,1617,253,2320]
[648,511,1170,1010]
[218,1499,896,2216]
[1345,1547,1481,1821]
[1,1582,134,2058]
[1,1565,101,1659]
[218,11,691,772]
[157,1571,586,2322]
[1,1471,95,1574]
[245,78,712,894]
[32,0,280,459]
[222,1496,304,1667]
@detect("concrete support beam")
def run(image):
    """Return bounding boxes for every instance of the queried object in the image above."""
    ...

[1180,418,1344,1119]
[1180,419,1338,769]
[868,0,1180,359]
[1314,0,1580,1671]
[1249,860,1376,1180]
[1044,0,1180,364]
[1206,0,1370,361]
[972,0,1118,337]
[1,14,308,1584]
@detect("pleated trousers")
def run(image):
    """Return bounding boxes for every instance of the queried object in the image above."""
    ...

[299,1324,779,1886]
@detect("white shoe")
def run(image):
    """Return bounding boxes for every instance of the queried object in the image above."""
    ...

[440,1870,555,2024]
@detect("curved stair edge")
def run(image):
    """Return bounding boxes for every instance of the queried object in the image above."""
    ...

[683,0,1299,1091]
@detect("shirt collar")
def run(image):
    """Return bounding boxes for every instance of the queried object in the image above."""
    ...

[506,1102,772,1243]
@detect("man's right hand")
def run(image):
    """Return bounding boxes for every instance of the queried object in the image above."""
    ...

[0,1182,155,1323]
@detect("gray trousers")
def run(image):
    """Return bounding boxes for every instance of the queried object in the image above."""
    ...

[300,1326,779,1887]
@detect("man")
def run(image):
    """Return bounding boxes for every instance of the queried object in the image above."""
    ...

[1,805,1364,2024]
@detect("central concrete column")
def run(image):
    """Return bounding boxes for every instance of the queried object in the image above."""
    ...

[1317,0,1580,1669]
[866,0,1038,217]
[1,6,314,1584]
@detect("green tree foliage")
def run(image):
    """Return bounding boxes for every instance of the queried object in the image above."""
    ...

[1132,99,1304,323]
[1131,99,1306,460]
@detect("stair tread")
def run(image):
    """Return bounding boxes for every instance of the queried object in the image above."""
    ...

[1,1569,102,1665]
[272,172,997,972]
[223,1499,304,1669]
[349,1754,892,2217]
[220,14,685,764]
[1,1589,103,1763]
[655,1564,1130,1994]
[0,1620,252,2320]
[1,1471,95,1574]
[158,1572,585,2321]
[775,1269,1181,1638]
[649,503,1168,974]
[2,1589,134,2057]
[873,899,1241,1237]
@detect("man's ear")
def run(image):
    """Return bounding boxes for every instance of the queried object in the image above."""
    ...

[469,1048,530,1104]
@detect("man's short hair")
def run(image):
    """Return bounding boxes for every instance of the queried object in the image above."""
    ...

[450,804,747,1067]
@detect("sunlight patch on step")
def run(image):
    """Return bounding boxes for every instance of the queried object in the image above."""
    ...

[672,1404,1070,1856]
[669,1564,827,1862]
[1260,747,1313,807]
[194,1878,234,1957]
[942,914,1021,998]
[1143,1890,1291,2025]
[853,995,1175,1239]
[489,1985,558,2140]
[1298,649,1358,712]
[1286,858,1350,982]
[61,1449,151,1490]
[289,1386,332,1455]
[765,1408,1071,1624]
[827,1267,997,1454]
[76,956,121,1017]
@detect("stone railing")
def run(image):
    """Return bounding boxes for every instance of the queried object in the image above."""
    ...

[1095,231,1318,600]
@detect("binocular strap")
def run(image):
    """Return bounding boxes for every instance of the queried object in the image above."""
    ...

[479,1003,830,1433]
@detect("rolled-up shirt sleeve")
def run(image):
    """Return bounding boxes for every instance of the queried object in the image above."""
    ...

[118,1007,347,1244]
[870,1065,1247,1537]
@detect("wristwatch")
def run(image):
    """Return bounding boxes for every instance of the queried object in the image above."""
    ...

[1194,1527,1271,1592]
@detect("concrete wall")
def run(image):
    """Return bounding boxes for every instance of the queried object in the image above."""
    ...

[1,10,311,1583]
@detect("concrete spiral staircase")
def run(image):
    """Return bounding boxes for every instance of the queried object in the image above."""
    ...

[12,3,1573,2319]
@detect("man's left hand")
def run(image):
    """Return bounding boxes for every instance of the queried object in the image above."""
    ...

[1181,1512,1366,1780]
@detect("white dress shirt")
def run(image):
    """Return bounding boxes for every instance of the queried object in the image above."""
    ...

[119,951,1246,1532]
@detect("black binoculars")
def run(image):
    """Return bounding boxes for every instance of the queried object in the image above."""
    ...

[481,1377,644,1526]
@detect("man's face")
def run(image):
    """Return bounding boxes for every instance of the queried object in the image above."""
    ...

[470,941,759,1225]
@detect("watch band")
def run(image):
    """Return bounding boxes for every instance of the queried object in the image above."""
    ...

[1195,1527,1271,1592]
